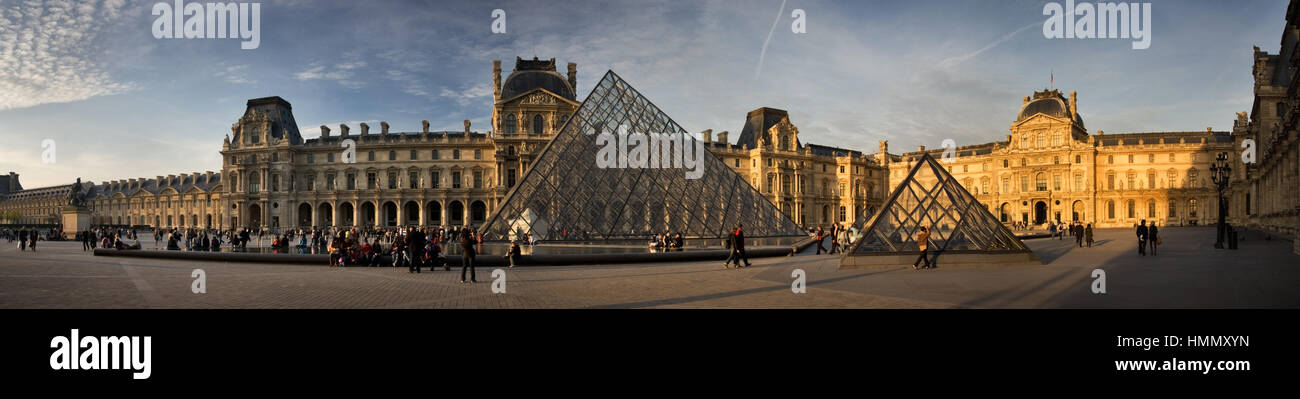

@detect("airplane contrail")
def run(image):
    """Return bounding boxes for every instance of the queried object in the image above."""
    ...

[755,0,787,78]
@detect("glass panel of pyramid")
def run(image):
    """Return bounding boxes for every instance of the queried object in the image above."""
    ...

[844,153,1031,255]
[479,70,805,242]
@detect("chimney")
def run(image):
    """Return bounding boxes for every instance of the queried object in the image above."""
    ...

[320,125,331,138]
[879,140,888,155]
[206,171,213,182]
[1069,91,1078,117]
[701,129,712,143]
[567,62,578,93]
[339,124,350,136]
[360,123,370,136]
[422,120,430,134]
[381,121,390,135]
[1023,96,1031,105]
[492,60,502,101]
[156,176,164,185]
[918,145,926,152]
[717,131,729,144]
[464,120,472,135]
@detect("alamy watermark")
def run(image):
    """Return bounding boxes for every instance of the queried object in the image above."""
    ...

[152,1,261,50]
[1043,1,1151,50]
[594,125,706,179]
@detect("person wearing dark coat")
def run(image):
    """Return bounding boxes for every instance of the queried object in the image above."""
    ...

[733,224,751,268]
[18,229,27,251]
[82,229,93,251]
[1136,220,1149,256]
[460,227,478,283]
[406,227,426,273]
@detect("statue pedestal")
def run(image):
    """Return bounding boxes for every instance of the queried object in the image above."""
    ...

[61,206,91,240]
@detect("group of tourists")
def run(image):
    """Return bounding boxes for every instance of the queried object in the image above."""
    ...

[811,223,860,255]
[722,224,751,268]
[649,232,685,250]
[6,227,42,252]
[327,226,487,283]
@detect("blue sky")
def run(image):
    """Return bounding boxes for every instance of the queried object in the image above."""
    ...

[0,0,1289,188]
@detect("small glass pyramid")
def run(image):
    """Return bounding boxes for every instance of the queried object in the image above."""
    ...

[845,152,1031,255]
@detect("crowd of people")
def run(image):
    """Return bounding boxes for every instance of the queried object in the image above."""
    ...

[809,223,861,255]
[4,227,49,252]
[324,225,503,283]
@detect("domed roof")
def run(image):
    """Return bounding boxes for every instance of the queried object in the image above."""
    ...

[1018,97,1069,120]
[499,57,575,101]
[1015,90,1084,127]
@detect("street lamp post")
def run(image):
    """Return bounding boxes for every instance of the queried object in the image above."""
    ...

[1209,152,1232,249]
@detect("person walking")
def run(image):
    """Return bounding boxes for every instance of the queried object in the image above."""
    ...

[722,229,737,269]
[733,224,752,268]
[1074,223,1084,248]
[18,229,27,251]
[82,229,93,251]
[814,226,827,255]
[460,227,478,283]
[1136,220,1149,256]
[913,226,933,270]
[1085,223,1094,247]
[1148,222,1159,256]
[829,224,841,254]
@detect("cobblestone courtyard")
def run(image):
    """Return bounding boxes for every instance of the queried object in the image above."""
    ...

[1,227,1297,308]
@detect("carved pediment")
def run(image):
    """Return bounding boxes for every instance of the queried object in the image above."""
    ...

[499,88,578,107]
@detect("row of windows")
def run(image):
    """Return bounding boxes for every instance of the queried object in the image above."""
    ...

[302,170,488,191]
[1104,199,1199,220]
[304,149,486,164]
[502,114,568,135]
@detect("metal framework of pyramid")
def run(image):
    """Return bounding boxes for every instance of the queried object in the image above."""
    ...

[841,153,1035,266]
[479,71,805,242]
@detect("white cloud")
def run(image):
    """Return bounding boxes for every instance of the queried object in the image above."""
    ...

[439,84,493,106]
[0,0,132,111]
[215,64,255,85]
[293,61,366,89]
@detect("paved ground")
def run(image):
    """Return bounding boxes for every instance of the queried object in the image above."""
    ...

[0,227,1296,308]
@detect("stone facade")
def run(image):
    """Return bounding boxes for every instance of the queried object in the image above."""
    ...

[1227,1,1300,253]
[708,108,888,228]
[886,89,1232,229]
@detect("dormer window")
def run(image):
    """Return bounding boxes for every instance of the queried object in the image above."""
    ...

[250,126,260,143]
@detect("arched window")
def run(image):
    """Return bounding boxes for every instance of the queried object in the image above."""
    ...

[1036,133,1046,148]
[532,114,544,135]
[504,114,517,134]
[1035,173,1047,191]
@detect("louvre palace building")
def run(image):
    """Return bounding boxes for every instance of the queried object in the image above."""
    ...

[0,57,885,233]
[1,45,1297,249]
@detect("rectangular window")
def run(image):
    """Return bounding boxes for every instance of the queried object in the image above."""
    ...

[410,150,418,160]
[368,151,375,162]
[326,174,336,190]
[409,172,419,189]
[327,153,335,163]
[366,173,376,189]
[346,173,356,190]
[307,153,314,164]
[431,172,440,189]
[1168,200,1177,217]
[474,171,483,188]
[1052,174,1061,191]
[453,150,461,160]
[1107,175,1115,190]
[388,172,398,189]
[432,150,440,160]
[452,171,462,189]
[307,176,315,191]
[475,149,482,160]
[507,169,516,188]
[272,175,280,192]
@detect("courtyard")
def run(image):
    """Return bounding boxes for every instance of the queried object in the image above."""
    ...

[0,226,1296,309]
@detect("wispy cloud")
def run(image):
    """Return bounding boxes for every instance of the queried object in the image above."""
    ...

[0,0,132,111]
[938,23,1039,69]
[215,64,255,85]
[293,58,368,89]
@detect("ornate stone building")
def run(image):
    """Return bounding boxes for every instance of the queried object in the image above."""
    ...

[1227,1,1300,253]
[885,89,1233,228]
[709,107,888,228]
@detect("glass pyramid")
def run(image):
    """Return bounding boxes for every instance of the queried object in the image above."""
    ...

[479,71,805,242]
[844,152,1031,255]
